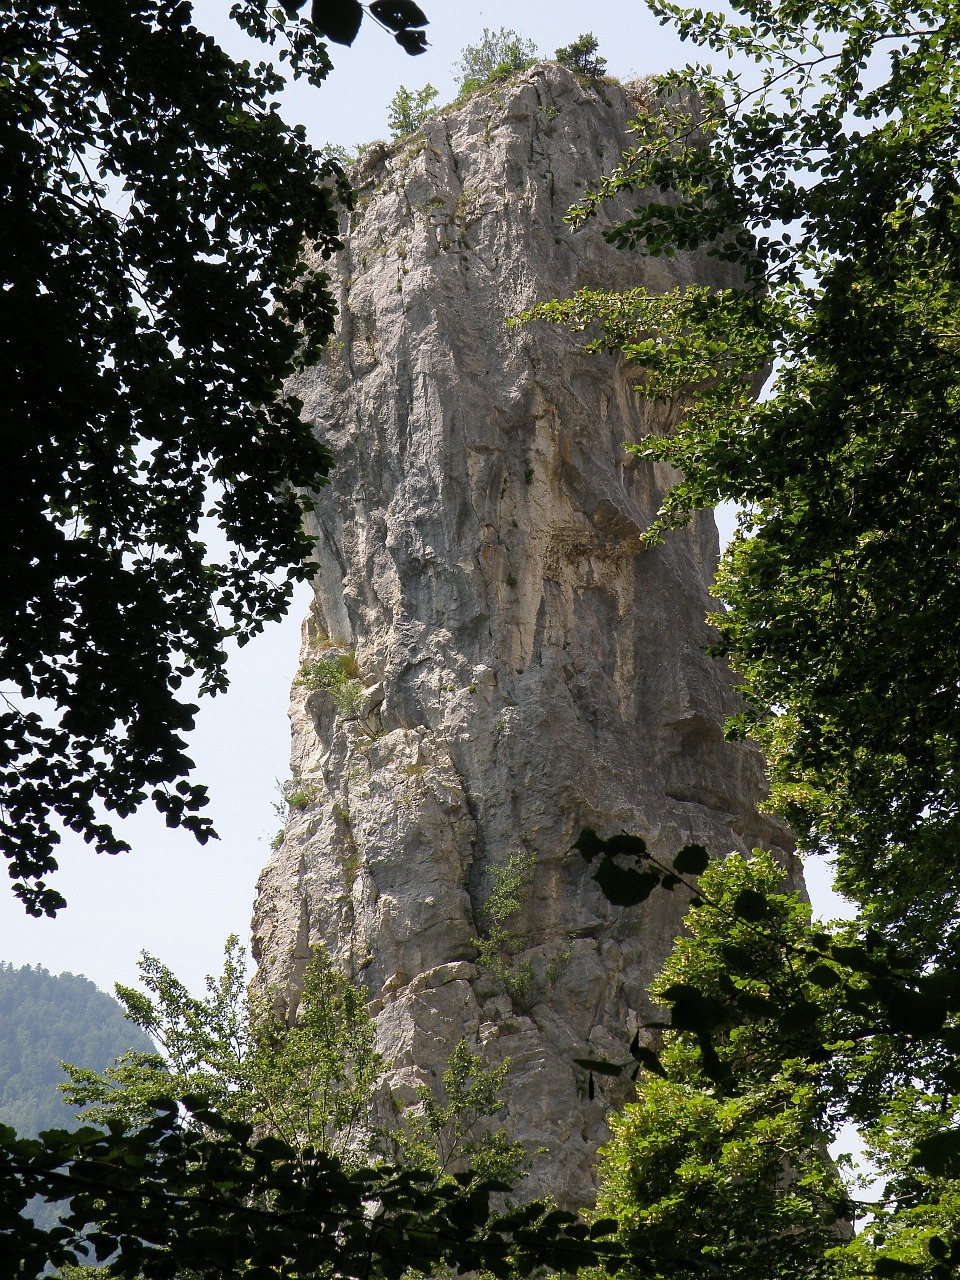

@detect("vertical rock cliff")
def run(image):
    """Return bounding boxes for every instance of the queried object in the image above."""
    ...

[252,63,793,1209]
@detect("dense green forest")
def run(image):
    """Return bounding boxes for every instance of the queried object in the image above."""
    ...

[0,963,154,1136]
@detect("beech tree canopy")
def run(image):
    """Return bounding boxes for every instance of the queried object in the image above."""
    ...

[0,0,427,917]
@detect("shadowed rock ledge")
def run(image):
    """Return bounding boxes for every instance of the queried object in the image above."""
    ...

[251,62,794,1209]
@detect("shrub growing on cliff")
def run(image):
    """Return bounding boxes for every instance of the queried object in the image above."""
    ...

[390,1040,527,1185]
[475,849,536,1001]
[453,28,538,99]
[296,653,366,718]
[387,82,440,138]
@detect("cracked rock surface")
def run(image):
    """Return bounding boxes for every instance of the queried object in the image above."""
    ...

[251,63,794,1209]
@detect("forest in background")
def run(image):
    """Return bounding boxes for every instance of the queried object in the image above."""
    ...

[0,963,153,1136]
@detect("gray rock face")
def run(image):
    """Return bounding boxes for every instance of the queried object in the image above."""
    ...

[251,63,793,1209]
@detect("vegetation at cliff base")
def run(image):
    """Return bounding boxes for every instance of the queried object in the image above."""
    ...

[562,829,960,1276]
[596,855,853,1280]
[61,937,385,1161]
[63,937,526,1182]
[0,941,594,1277]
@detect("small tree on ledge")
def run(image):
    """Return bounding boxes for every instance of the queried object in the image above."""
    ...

[387,83,440,138]
[554,33,607,79]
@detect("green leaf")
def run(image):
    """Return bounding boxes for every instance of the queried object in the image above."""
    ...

[602,833,649,861]
[807,964,841,988]
[631,1045,668,1077]
[573,827,604,862]
[309,0,363,43]
[733,888,768,920]
[777,1000,820,1032]
[830,946,873,972]
[661,984,728,1032]
[370,0,428,30]
[593,861,661,907]
[912,1127,960,1178]
[574,828,647,864]
[394,27,429,52]
[671,843,709,875]
[874,1259,924,1277]
[928,1237,949,1261]
[720,943,755,971]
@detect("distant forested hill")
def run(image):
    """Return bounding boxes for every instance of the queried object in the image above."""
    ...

[0,962,154,1135]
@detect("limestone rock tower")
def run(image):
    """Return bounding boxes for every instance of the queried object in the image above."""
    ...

[251,63,792,1209]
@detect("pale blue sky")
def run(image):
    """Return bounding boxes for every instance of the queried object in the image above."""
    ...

[1,1,850,1000]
